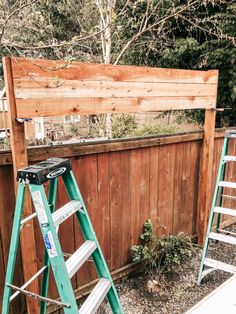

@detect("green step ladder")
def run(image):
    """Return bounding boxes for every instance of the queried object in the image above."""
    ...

[198,130,236,285]
[2,157,124,314]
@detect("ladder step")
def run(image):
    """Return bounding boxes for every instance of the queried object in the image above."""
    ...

[224,155,236,162]
[66,240,97,279]
[214,206,236,217]
[204,258,236,274]
[52,200,83,227]
[79,278,111,314]
[218,181,236,189]
[209,232,236,245]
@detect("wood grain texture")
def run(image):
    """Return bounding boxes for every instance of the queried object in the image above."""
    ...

[120,151,131,266]
[6,56,218,118]
[97,153,111,268]
[15,80,216,98]
[110,151,122,271]
[2,57,40,314]
[11,57,218,83]
[0,166,25,313]
[15,96,216,117]
[1,131,214,166]
[1,130,236,306]
[197,109,216,244]
[149,147,159,225]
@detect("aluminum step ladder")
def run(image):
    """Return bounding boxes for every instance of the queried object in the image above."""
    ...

[198,130,236,285]
[2,157,124,314]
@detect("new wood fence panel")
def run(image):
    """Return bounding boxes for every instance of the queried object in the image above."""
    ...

[5,57,218,118]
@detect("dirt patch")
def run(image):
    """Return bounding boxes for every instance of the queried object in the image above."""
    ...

[96,232,236,314]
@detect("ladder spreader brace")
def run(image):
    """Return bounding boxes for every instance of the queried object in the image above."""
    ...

[2,157,124,314]
[198,130,236,285]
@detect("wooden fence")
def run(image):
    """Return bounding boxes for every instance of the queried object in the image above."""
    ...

[1,129,236,313]
[2,56,219,313]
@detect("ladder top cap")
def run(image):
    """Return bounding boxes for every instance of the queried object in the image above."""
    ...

[17,157,71,185]
[225,130,236,138]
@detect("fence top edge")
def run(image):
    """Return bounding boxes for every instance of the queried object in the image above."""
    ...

[0,128,230,166]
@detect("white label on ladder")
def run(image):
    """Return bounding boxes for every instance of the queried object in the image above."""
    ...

[44,231,58,258]
[31,191,48,224]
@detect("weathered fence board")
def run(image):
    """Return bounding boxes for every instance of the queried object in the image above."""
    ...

[0,129,233,313]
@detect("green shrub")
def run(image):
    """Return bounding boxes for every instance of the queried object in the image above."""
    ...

[132,219,194,280]
[130,125,178,137]
[112,114,137,138]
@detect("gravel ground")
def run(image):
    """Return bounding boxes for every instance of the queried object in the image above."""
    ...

[95,227,236,314]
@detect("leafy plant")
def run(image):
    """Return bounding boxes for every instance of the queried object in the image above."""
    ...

[132,219,194,283]
[0,137,10,150]
[130,125,178,137]
[69,122,79,137]
[89,114,107,138]
[112,114,137,139]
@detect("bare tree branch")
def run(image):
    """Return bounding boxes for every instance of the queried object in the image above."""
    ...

[114,0,202,65]
[1,23,109,50]
[180,14,236,46]
[0,0,38,42]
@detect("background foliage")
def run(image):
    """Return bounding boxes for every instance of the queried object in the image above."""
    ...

[0,0,235,126]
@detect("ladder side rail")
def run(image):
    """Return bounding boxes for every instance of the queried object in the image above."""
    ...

[2,183,26,314]
[40,178,58,314]
[62,171,124,314]
[197,136,228,285]
[216,152,228,232]
[29,184,79,314]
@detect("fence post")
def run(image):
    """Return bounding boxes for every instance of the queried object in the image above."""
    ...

[3,57,40,314]
[197,108,216,245]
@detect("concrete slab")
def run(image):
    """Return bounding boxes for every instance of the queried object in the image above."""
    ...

[185,275,236,314]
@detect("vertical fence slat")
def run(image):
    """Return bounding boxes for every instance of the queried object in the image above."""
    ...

[149,147,159,226]
[97,153,111,268]
[110,151,122,271]
[120,151,131,266]
[130,149,141,246]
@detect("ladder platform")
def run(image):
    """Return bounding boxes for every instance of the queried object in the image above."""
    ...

[52,200,83,227]
[17,158,71,184]
[225,130,236,138]
[66,240,97,279]
[214,206,236,217]
[79,278,111,314]
[209,232,236,245]
[224,155,236,162]
[218,181,236,189]
[204,258,236,274]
